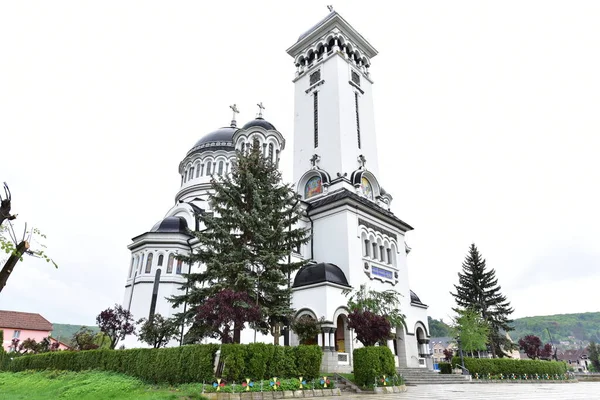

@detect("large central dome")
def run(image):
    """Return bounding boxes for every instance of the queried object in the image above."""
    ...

[187,126,238,155]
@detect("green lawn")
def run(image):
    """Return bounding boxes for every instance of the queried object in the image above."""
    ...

[0,370,208,400]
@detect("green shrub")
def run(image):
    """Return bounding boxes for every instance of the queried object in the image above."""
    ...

[294,345,322,380]
[439,362,452,374]
[353,346,395,387]
[7,344,219,384]
[4,343,322,384]
[451,356,568,376]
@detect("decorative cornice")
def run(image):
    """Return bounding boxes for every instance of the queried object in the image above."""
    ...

[358,218,397,241]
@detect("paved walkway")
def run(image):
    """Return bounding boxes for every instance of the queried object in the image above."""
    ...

[341,382,600,399]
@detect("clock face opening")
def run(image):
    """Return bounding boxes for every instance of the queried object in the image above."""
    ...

[361,177,373,199]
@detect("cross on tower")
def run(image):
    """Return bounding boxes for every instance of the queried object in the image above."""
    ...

[310,154,320,168]
[358,154,367,168]
[229,104,239,127]
[257,102,265,118]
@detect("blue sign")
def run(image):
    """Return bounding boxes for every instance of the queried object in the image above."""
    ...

[372,266,393,279]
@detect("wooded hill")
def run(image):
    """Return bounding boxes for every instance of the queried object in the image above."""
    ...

[51,323,99,346]
[429,312,600,346]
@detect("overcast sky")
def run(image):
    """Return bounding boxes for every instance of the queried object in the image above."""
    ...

[1,1,599,328]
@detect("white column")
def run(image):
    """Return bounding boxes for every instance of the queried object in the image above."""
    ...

[323,330,330,349]
[330,332,335,351]
[387,339,395,353]
[317,333,323,347]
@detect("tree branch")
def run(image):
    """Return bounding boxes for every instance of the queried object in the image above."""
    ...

[0,240,30,293]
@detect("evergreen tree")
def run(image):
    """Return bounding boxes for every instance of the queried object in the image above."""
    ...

[451,243,515,357]
[170,144,309,343]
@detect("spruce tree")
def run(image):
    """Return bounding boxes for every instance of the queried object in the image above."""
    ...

[451,243,515,357]
[170,144,309,343]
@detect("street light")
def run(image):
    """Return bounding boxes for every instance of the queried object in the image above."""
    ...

[457,337,469,375]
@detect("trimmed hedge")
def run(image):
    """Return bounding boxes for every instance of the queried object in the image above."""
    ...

[219,344,321,382]
[3,343,322,384]
[451,356,568,376]
[5,344,219,384]
[353,346,396,387]
[439,362,452,374]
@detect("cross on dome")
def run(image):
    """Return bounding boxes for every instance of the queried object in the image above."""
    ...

[257,102,265,118]
[229,104,240,127]
[358,154,367,168]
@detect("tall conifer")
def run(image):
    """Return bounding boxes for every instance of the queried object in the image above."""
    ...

[451,243,515,357]
[170,144,309,343]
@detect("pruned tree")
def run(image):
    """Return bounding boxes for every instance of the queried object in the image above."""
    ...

[193,289,262,344]
[137,313,180,348]
[451,244,514,357]
[0,183,16,226]
[170,145,308,343]
[0,182,57,294]
[518,335,544,359]
[71,327,109,350]
[96,304,136,349]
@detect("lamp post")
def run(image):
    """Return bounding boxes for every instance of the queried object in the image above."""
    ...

[457,337,468,375]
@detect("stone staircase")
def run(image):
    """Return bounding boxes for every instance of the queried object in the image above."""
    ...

[398,368,472,385]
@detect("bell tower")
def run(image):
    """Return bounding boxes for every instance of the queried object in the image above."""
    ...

[287,11,380,186]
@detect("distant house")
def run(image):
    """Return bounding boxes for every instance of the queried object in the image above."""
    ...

[557,348,590,372]
[0,310,70,352]
[429,337,457,367]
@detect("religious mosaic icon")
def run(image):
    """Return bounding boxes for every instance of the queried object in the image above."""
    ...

[305,176,323,198]
[361,177,373,199]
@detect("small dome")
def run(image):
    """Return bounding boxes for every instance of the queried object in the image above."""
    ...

[410,290,426,306]
[293,262,350,288]
[150,216,189,234]
[187,126,237,155]
[241,117,276,131]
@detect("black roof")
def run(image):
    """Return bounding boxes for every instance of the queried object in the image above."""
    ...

[410,290,427,307]
[187,126,237,155]
[308,188,413,231]
[293,262,350,288]
[242,117,276,131]
[150,216,190,234]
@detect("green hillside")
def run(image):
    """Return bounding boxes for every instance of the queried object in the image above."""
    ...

[51,323,99,346]
[511,312,600,345]
[429,312,600,347]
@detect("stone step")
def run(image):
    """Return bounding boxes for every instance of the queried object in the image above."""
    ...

[397,367,472,385]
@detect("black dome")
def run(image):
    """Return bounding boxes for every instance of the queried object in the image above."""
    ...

[187,126,237,155]
[241,117,276,131]
[150,216,189,234]
[410,290,426,306]
[293,262,350,288]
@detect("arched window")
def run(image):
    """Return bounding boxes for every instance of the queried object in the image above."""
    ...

[253,137,259,149]
[361,177,373,199]
[196,164,200,178]
[189,167,194,180]
[241,142,245,153]
[145,253,153,273]
[372,243,378,260]
[157,254,164,267]
[139,254,145,273]
[226,163,230,174]
[200,163,204,176]
[386,248,392,265]
[176,260,183,274]
[206,161,212,175]
[218,161,224,176]
[268,143,274,162]
[167,254,175,273]
[128,257,134,277]
[364,239,370,257]
[304,176,323,198]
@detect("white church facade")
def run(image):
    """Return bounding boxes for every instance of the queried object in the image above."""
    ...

[122,11,432,372]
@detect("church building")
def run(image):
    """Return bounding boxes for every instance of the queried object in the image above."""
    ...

[121,10,432,372]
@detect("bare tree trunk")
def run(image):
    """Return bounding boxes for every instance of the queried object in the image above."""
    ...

[0,240,29,293]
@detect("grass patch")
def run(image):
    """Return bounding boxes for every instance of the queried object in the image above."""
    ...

[337,373,355,383]
[0,370,208,400]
